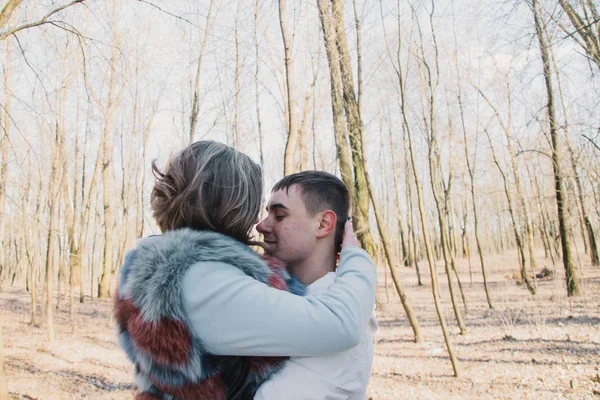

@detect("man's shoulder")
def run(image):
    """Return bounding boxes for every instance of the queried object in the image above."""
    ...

[306,272,336,295]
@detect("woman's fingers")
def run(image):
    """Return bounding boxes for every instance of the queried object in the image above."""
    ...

[341,219,359,248]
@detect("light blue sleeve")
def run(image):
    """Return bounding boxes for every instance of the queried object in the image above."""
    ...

[181,246,376,357]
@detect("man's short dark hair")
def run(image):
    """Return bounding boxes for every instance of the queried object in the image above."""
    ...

[273,171,349,252]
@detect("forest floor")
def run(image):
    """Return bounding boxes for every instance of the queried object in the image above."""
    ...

[1,249,600,399]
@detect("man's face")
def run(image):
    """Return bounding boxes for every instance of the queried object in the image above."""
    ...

[256,185,319,263]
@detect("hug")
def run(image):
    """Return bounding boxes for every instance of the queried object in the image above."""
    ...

[114,140,378,399]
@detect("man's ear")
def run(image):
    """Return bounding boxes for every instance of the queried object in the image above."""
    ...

[316,210,337,238]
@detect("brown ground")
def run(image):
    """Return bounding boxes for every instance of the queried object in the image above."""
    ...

[2,249,599,399]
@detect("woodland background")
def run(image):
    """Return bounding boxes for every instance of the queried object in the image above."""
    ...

[0,0,599,398]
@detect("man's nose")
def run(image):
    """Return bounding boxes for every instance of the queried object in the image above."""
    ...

[256,217,271,234]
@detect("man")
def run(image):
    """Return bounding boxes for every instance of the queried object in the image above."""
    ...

[255,171,378,400]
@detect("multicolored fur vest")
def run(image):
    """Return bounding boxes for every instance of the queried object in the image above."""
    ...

[114,228,305,400]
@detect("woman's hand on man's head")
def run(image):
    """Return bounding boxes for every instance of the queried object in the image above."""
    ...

[341,218,359,249]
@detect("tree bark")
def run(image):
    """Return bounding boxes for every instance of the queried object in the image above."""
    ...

[558,0,600,70]
[44,128,62,345]
[189,0,215,143]
[330,0,377,257]
[396,0,459,376]
[532,0,579,296]
[0,325,7,400]
[552,46,600,266]
[0,34,13,289]
[98,1,121,298]
[316,0,354,200]
[0,0,22,31]
[280,0,300,175]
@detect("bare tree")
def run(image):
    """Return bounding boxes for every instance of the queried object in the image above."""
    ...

[556,0,600,70]
[316,0,354,199]
[0,0,87,40]
[0,35,13,289]
[532,0,579,296]
[44,127,63,344]
[280,0,300,175]
[474,83,536,295]
[319,0,422,342]
[394,0,459,376]
[97,0,123,298]
[550,46,600,266]
[189,0,215,143]
[0,325,6,400]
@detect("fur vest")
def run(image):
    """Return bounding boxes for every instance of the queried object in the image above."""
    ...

[114,228,305,400]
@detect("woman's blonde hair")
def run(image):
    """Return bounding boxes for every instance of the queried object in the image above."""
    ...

[151,140,262,243]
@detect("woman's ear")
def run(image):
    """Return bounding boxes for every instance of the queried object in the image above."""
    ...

[316,210,337,238]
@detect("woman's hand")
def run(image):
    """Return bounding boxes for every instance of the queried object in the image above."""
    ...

[341,218,359,248]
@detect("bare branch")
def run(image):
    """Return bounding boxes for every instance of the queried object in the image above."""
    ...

[0,0,86,41]
[582,134,600,152]
[136,0,197,28]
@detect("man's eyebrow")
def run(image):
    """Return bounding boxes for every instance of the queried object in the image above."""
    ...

[266,203,289,212]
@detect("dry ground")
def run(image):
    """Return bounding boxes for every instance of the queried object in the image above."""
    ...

[2,249,600,399]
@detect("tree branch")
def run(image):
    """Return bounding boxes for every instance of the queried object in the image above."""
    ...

[136,0,197,27]
[582,134,600,152]
[0,0,86,41]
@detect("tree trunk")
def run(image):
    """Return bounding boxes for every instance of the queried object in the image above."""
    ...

[558,0,600,70]
[233,1,243,149]
[319,0,422,342]
[330,0,377,257]
[483,126,535,294]
[189,0,214,143]
[395,0,458,376]
[98,1,122,298]
[44,129,61,345]
[0,325,7,400]
[386,114,409,267]
[532,0,579,296]
[365,145,423,343]
[555,53,599,266]
[280,0,300,175]
[0,0,22,31]
[316,0,355,203]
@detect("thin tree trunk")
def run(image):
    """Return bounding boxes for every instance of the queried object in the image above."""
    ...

[558,0,600,70]
[474,82,538,288]
[0,325,7,400]
[553,48,599,266]
[44,129,61,345]
[483,126,535,294]
[98,1,122,298]
[414,2,468,330]
[396,0,458,376]
[253,0,265,175]
[280,0,300,175]
[233,1,242,149]
[352,0,362,116]
[407,167,422,286]
[366,145,423,344]
[0,34,13,289]
[320,0,422,343]
[189,0,215,143]
[532,0,579,296]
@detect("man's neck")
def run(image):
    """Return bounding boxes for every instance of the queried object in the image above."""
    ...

[288,247,336,285]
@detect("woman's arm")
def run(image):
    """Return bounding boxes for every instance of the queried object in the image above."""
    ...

[182,245,376,357]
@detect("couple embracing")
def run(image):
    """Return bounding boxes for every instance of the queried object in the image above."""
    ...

[115,140,378,399]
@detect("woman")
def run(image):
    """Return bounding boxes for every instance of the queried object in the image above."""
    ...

[114,140,376,399]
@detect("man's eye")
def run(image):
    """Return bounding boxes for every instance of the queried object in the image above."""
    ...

[275,215,285,221]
